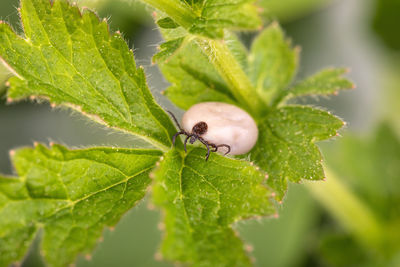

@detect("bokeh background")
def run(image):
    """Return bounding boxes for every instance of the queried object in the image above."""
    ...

[1,0,399,266]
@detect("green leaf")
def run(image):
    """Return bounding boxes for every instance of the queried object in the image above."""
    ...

[144,0,261,39]
[0,143,162,267]
[250,106,344,199]
[156,17,180,29]
[152,37,184,63]
[248,23,299,105]
[195,0,261,31]
[0,0,176,150]
[280,68,354,102]
[152,148,275,266]
[189,0,261,38]
[0,64,10,98]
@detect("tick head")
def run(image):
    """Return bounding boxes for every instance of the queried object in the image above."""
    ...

[189,135,197,144]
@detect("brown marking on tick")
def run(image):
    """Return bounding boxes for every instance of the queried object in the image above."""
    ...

[192,121,208,135]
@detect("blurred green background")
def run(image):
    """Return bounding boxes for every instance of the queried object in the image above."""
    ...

[1,0,399,266]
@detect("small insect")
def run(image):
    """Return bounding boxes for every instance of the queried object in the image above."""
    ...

[168,102,259,161]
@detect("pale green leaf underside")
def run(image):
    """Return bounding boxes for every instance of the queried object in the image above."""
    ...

[285,68,354,99]
[250,106,344,199]
[186,0,261,38]
[189,0,261,38]
[0,144,162,267]
[153,148,275,266]
[146,0,261,39]
[0,0,176,149]
[197,0,260,29]
[248,23,298,105]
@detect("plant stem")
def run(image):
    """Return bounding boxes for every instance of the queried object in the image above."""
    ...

[306,168,384,252]
[198,38,265,115]
[140,0,196,28]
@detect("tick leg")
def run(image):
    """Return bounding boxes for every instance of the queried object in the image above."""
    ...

[172,131,185,145]
[198,138,211,161]
[167,111,184,131]
[184,135,191,153]
[205,143,211,161]
[210,144,218,152]
[216,144,231,155]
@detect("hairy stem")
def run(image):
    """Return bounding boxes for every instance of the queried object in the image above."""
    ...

[197,38,264,115]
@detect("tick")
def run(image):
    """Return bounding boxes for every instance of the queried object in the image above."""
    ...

[168,102,259,160]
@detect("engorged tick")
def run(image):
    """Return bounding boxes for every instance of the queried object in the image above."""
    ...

[168,111,230,161]
[167,102,259,161]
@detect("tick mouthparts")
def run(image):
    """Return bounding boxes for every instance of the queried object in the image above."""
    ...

[189,136,196,144]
